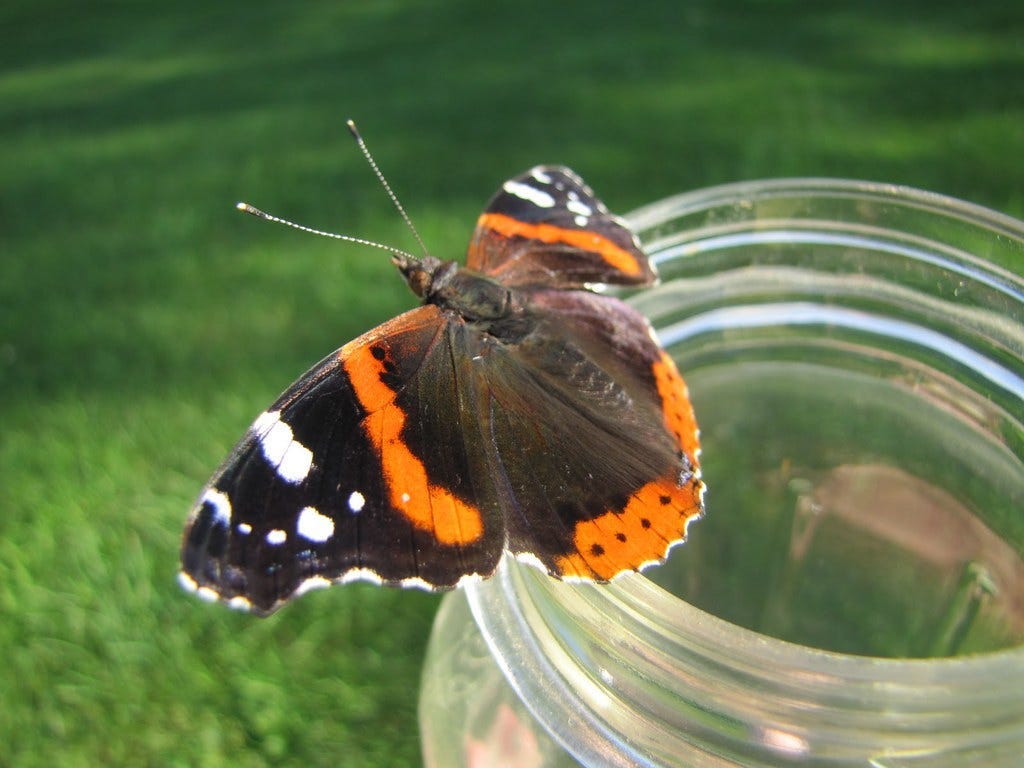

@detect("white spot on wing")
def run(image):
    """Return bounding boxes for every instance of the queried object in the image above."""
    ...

[180,571,252,611]
[266,528,287,545]
[347,491,365,513]
[454,572,486,588]
[398,576,438,591]
[339,568,384,586]
[566,198,592,217]
[252,410,313,483]
[503,180,556,208]
[196,586,220,603]
[514,551,548,573]
[237,522,252,535]
[178,571,199,594]
[227,595,253,611]
[530,168,552,184]
[278,441,313,483]
[574,215,589,227]
[252,409,278,437]
[297,506,335,543]
[294,576,331,598]
[202,489,232,524]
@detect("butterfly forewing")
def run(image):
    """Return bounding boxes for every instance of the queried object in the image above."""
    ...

[467,165,657,288]
[181,306,506,614]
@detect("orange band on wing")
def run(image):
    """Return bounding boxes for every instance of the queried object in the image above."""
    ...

[652,352,701,461]
[343,343,484,547]
[477,212,643,276]
[555,475,702,580]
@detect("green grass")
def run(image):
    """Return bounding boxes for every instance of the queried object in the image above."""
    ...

[1,1,1022,765]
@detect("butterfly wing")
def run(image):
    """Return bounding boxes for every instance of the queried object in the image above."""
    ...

[466,165,657,288]
[180,305,505,615]
[478,288,704,580]
[183,165,703,613]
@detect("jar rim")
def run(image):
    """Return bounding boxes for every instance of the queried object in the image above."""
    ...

[628,176,1024,244]
[469,552,1024,693]
[466,553,1024,766]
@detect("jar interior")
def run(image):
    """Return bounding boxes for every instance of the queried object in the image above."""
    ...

[629,191,1024,659]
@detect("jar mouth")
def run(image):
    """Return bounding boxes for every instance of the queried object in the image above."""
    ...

[464,178,1024,765]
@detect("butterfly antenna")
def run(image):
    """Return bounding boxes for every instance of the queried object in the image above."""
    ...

[346,119,430,260]
[235,202,419,262]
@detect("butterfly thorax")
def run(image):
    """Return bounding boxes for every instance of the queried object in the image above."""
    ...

[395,254,516,324]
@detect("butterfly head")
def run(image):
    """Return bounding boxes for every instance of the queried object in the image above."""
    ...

[393,253,449,299]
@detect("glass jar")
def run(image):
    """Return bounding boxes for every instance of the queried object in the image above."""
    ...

[419,179,1024,767]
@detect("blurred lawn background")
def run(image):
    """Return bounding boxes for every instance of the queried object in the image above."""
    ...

[2,1,1022,765]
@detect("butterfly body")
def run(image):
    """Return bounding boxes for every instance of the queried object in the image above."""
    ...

[181,166,704,615]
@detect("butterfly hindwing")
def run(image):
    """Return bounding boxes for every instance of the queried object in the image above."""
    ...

[476,288,703,580]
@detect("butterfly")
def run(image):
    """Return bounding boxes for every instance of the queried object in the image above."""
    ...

[180,164,704,615]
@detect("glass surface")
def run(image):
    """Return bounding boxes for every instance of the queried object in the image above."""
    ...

[420,179,1024,767]
[631,180,1024,658]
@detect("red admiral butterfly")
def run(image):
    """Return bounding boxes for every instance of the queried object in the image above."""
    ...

[180,161,704,615]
